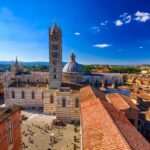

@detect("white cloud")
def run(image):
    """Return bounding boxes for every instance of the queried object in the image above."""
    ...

[100,20,108,26]
[90,26,100,33]
[120,13,128,18]
[124,15,132,24]
[134,11,150,22]
[139,46,143,49]
[115,20,123,26]
[119,13,132,24]
[74,32,80,35]
[93,44,111,48]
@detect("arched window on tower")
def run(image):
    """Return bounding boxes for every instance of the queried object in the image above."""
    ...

[12,91,15,99]
[22,91,25,99]
[54,75,56,79]
[62,98,66,107]
[31,91,35,99]
[53,60,57,65]
[50,95,54,103]
[75,98,79,108]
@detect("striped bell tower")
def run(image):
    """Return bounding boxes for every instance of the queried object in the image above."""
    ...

[49,22,62,89]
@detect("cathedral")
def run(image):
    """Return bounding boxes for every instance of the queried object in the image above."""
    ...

[4,22,123,122]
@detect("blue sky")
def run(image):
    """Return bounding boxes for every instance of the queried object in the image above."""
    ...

[0,0,150,64]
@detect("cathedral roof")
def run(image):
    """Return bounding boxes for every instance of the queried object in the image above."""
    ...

[62,53,83,73]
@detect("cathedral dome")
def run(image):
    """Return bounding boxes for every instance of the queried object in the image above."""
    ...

[63,53,83,73]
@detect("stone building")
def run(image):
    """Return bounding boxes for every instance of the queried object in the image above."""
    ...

[11,57,24,74]
[4,23,81,123]
[0,106,22,150]
[4,22,123,123]
[49,22,62,89]
[62,52,83,83]
[62,52,123,86]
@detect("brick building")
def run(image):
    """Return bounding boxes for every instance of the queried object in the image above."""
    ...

[0,106,22,150]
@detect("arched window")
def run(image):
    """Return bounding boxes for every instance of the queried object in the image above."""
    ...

[12,91,15,99]
[42,92,44,99]
[86,79,89,84]
[22,91,25,99]
[53,60,57,65]
[54,68,56,73]
[75,98,79,108]
[50,95,54,103]
[31,91,35,99]
[62,98,66,107]
[54,75,56,79]
[46,79,48,84]
[27,79,29,83]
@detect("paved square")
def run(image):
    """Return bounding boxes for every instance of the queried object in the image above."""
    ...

[22,111,81,150]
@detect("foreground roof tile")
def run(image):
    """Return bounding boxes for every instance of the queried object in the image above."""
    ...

[80,86,150,150]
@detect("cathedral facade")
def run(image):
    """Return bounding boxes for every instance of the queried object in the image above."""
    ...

[4,23,80,122]
[4,22,123,122]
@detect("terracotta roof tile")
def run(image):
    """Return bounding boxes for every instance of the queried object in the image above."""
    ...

[106,93,139,111]
[80,86,150,150]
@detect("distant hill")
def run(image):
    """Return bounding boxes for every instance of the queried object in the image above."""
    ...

[0,61,67,66]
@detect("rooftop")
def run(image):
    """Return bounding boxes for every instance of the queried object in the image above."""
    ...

[106,93,139,111]
[80,86,150,150]
[138,93,150,101]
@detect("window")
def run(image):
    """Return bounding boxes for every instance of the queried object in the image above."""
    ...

[46,79,48,84]
[51,34,58,41]
[75,98,79,108]
[31,91,35,99]
[54,75,56,79]
[50,95,54,103]
[53,60,57,65]
[86,79,89,84]
[52,52,57,58]
[27,79,29,83]
[22,91,25,99]
[12,91,15,99]
[129,119,134,125]
[42,92,44,99]
[52,44,58,50]
[138,120,142,125]
[62,98,66,107]
[54,68,56,73]
[7,119,13,144]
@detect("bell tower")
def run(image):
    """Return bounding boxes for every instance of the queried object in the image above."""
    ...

[49,22,62,89]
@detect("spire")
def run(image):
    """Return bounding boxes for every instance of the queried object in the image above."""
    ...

[15,56,18,65]
[70,51,76,62]
[51,20,58,32]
